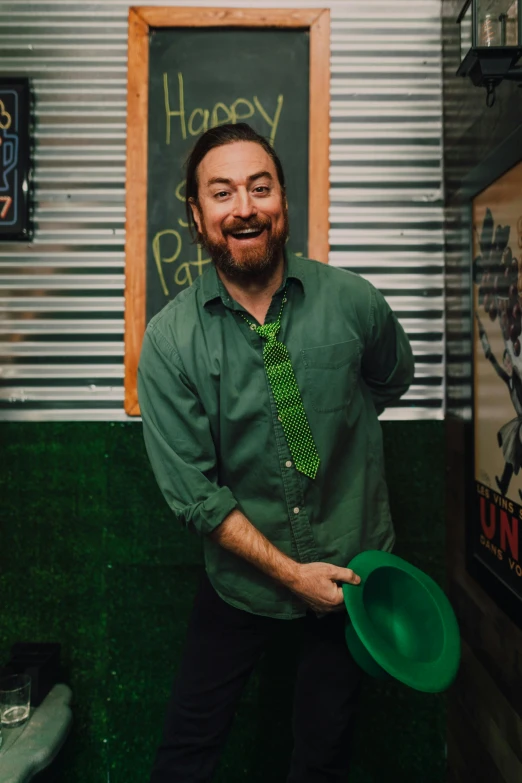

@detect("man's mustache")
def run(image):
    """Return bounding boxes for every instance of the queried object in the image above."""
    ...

[223,217,271,235]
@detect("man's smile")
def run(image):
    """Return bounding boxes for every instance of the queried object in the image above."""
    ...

[228,227,266,242]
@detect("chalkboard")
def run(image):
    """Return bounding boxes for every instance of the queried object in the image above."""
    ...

[146,28,309,325]
[0,77,31,240]
[124,7,330,415]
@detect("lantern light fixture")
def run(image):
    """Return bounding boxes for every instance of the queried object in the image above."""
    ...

[457,0,522,106]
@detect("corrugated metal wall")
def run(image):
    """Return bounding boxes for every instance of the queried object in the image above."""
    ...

[0,0,444,421]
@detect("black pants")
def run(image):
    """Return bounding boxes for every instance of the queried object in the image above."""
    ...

[149,574,363,783]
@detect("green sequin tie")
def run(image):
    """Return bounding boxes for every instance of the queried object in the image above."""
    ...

[240,290,321,480]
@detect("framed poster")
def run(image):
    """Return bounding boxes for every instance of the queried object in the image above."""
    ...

[471,156,522,627]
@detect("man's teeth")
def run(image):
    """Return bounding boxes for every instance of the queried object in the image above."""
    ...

[235,229,260,234]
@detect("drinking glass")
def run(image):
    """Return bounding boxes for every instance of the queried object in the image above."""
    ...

[0,674,31,728]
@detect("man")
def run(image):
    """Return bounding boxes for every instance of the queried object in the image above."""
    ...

[138,123,414,783]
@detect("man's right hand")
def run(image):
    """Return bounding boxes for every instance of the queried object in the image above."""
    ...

[210,510,361,614]
[286,562,361,614]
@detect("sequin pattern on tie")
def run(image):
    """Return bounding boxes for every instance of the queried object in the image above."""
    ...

[239,289,320,480]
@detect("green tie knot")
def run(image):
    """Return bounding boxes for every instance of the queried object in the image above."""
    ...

[256,322,280,342]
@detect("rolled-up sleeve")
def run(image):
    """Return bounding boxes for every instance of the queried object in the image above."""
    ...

[361,285,415,414]
[137,324,238,536]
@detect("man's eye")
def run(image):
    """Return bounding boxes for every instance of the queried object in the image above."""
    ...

[254,186,269,194]
[214,191,229,199]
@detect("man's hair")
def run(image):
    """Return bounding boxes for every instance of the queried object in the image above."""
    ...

[184,123,286,240]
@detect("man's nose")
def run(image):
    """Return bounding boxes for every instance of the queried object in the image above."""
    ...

[233,188,257,219]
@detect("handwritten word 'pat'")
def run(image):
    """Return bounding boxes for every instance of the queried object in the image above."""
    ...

[153,229,211,296]
[163,72,283,148]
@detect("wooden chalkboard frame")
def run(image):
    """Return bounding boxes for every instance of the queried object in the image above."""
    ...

[124,6,330,416]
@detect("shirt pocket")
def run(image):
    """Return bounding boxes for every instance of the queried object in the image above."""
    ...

[301,339,361,412]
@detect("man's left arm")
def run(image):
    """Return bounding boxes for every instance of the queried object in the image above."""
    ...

[361,284,415,415]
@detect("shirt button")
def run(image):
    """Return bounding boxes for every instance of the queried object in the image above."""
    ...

[293,507,300,515]
[285,460,292,468]
[250,324,256,331]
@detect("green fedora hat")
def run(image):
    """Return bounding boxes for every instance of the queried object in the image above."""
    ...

[342,550,461,693]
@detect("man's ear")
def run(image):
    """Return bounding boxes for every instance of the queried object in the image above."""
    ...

[188,198,202,234]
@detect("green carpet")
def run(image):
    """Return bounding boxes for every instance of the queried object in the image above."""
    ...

[0,421,446,782]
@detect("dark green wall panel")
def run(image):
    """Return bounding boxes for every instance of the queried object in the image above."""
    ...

[0,421,446,782]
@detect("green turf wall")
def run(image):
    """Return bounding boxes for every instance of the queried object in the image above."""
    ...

[0,421,445,783]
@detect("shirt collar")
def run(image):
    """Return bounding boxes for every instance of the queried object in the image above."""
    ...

[200,248,306,309]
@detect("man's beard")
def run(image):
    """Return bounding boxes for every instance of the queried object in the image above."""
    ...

[196,206,289,287]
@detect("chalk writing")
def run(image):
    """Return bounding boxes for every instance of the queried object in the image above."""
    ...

[253,96,283,148]
[152,228,211,296]
[153,229,182,297]
[163,72,284,147]
[174,243,211,287]
[175,179,189,228]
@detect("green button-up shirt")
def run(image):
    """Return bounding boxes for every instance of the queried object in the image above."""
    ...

[138,251,414,619]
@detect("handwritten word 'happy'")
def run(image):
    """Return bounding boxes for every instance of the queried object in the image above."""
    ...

[163,72,283,147]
